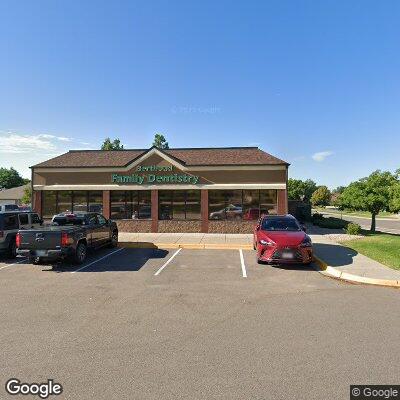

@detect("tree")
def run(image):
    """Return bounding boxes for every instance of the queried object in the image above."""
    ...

[21,186,32,205]
[338,170,397,232]
[287,178,317,201]
[332,186,346,194]
[152,133,169,149]
[311,186,331,207]
[0,167,26,189]
[389,182,400,213]
[101,137,124,150]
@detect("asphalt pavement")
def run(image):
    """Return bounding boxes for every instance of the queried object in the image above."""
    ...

[321,211,400,234]
[1,249,399,400]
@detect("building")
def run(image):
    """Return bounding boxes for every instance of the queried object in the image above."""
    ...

[0,184,30,207]
[31,146,289,233]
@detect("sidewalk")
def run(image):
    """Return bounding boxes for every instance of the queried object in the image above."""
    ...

[307,224,400,287]
[119,232,253,249]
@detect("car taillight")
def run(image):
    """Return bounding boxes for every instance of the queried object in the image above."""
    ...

[61,232,68,247]
[16,233,21,247]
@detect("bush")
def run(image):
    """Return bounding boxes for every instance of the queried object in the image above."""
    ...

[312,212,323,222]
[346,223,362,235]
[313,216,348,229]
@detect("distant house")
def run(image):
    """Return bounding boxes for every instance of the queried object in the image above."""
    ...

[0,184,30,207]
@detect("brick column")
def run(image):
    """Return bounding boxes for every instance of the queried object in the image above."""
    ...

[103,190,110,219]
[201,189,209,233]
[33,190,42,216]
[277,189,288,214]
[151,189,159,233]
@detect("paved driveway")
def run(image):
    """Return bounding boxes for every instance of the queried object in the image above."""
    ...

[0,249,399,400]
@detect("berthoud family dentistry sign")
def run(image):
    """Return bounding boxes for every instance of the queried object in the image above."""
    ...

[111,164,200,185]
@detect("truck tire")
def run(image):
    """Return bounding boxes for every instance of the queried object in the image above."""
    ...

[8,239,17,259]
[73,242,87,265]
[109,231,118,248]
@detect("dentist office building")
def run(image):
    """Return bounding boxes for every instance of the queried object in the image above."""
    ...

[31,146,289,233]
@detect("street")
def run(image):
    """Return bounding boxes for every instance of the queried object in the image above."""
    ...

[320,211,400,234]
[1,248,399,400]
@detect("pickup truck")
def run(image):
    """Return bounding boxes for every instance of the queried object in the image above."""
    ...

[16,212,118,264]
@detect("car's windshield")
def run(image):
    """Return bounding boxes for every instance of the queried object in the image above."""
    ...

[261,217,300,231]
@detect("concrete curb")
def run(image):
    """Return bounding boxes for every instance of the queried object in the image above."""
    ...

[313,256,400,288]
[118,242,253,250]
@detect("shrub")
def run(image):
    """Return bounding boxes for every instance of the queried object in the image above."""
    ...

[312,212,323,222]
[346,223,362,235]
[314,216,348,229]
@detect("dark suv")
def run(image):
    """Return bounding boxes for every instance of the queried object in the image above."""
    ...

[0,211,43,258]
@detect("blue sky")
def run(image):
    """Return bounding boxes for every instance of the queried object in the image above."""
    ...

[0,0,399,188]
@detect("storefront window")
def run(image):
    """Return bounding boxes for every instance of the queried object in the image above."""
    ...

[42,191,105,218]
[185,190,201,220]
[159,191,172,220]
[225,190,243,221]
[209,190,278,220]
[58,191,73,214]
[111,191,127,219]
[42,191,57,218]
[209,190,226,220]
[260,190,277,215]
[89,191,103,213]
[72,191,88,213]
[242,190,260,221]
[158,190,200,220]
[110,191,151,219]
[137,191,151,219]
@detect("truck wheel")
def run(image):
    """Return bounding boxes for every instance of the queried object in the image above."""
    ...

[109,231,118,248]
[73,242,87,264]
[8,240,17,259]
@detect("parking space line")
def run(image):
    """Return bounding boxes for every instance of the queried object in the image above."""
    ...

[154,248,182,276]
[239,249,247,278]
[71,248,124,273]
[0,258,28,271]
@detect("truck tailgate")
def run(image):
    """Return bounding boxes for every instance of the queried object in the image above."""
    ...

[18,228,62,250]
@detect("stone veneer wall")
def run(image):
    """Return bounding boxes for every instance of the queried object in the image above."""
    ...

[115,220,152,233]
[158,220,202,233]
[208,220,256,233]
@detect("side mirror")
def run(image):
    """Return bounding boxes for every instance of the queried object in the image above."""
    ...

[301,225,307,232]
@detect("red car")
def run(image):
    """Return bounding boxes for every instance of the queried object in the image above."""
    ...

[253,214,313,265]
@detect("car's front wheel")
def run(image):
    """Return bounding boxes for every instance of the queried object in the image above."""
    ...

[109,231,118,248]
[73,242,87,264]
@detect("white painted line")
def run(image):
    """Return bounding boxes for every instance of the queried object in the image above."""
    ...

[0,258,28,271]
[239,249,247,278]
[154,248,182,276]
[71,248,124,273]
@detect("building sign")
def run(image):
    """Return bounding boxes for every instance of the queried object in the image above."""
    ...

[111,164,199,185]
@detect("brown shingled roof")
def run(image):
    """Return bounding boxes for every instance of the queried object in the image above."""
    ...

[32,147,289,168]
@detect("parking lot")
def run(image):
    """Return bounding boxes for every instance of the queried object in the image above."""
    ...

[1,248,399,400]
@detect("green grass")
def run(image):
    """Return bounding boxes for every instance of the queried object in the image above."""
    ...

[340,232,400,271]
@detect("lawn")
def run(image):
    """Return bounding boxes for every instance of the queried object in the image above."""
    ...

[340,233,400,271]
